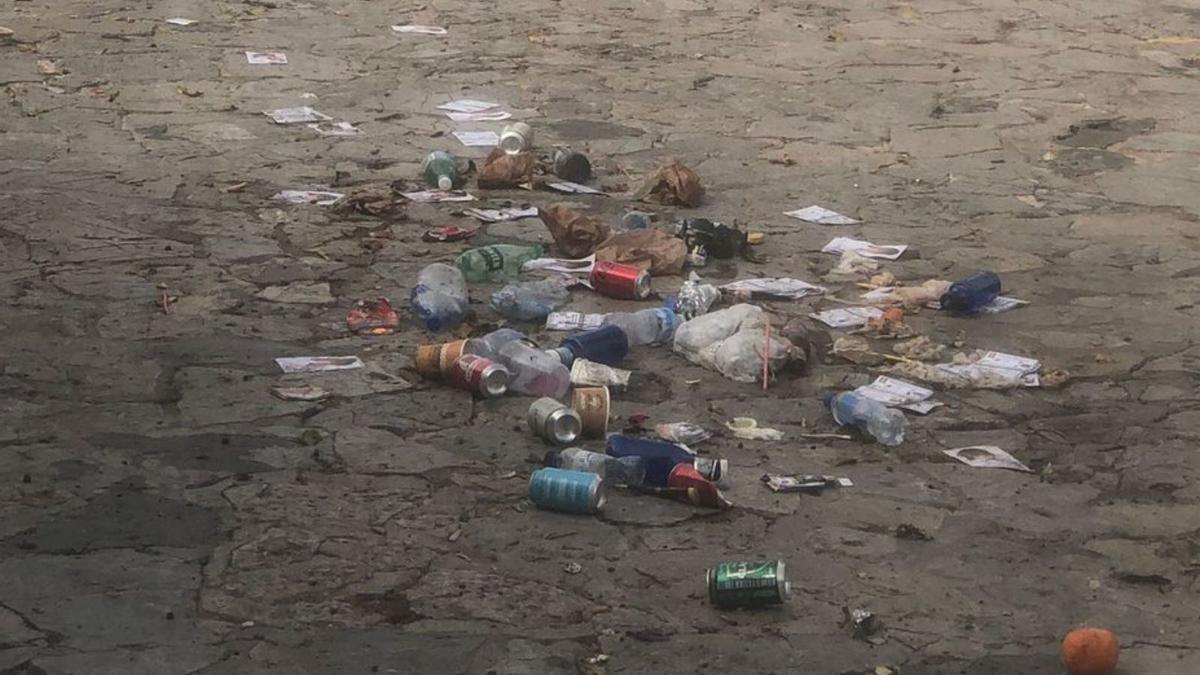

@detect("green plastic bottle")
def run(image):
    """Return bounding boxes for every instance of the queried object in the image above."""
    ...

[456,244,545,282]
[421,150,458,190]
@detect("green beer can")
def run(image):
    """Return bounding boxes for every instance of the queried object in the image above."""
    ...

[706,560,791,608]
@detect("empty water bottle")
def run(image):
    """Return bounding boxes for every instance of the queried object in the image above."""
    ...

[410,263,468,332]
[940,271,1001,313]
[825,391,906,446]
[545,447,646,486]
[464,327,525,360]
[606,435,727,487]
[497,339,571,399]
[602,308,679,346]
[551,325,629,367]
[490,277,572,321]
[421,150,458,190]
[456,244,544,283]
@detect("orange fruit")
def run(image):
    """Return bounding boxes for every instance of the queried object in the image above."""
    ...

[1061,627,1119,675]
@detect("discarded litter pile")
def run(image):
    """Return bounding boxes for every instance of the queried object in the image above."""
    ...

[268,104,1064,613]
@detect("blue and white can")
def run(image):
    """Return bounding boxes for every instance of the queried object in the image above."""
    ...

[529,467,605,514]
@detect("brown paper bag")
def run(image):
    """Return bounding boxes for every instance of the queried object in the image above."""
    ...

[477,148,534,189]
[539,204,612,258]
[634,160,704,207]
[594,229,686,276]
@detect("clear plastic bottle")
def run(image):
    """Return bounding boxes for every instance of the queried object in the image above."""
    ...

[545,447,646,486]
[497,339,571,399]
[826,391,907,446]
[421,150,458,190]
[490,277,572,321]
[464,327,526,360]
[602,308,680,346]
[409,263,468,332]
[456,244,544,283]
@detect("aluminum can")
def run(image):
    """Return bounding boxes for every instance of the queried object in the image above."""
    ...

[552,149,592,183]
[529,467,604,514]
[527,397,582,445]
[591,261,650,300]
[706,560,790,608]
[446,354,508,398]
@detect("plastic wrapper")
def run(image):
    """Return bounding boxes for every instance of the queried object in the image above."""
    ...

[672,304,796,383]
[676,272,720,319]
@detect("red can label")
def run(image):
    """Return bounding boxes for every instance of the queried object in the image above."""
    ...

[591,261,647,299]
[447,354,492,394]
[668,463,732,509]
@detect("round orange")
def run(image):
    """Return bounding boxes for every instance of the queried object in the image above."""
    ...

[1061,627,1119,675]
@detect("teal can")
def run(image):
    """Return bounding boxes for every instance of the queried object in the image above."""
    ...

[529,467,605,514]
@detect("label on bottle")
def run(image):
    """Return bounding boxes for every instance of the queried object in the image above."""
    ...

[479,247,504,272]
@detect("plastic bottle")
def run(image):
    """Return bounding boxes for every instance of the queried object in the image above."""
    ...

[825,391,907,446]
[606,435,727,487]
[551,325,630,367]
[420,150,458,190]
[464,327,525,360]
[545,448,646,486]
[602,308,680,346]
[940,271,1001,313]
[456,244,544,283]
[490,277,572,321]
[409,263,468,332]
[497,339,571,399]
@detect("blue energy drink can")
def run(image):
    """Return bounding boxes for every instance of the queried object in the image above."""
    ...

[529,467,605,514]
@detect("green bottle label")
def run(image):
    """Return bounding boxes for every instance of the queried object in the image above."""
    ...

[479,247,504,272]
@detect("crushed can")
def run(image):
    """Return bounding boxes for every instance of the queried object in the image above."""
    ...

[527,398,582,445]
[529,467,604,514]
[591,260,651,300]
[571,386,610,439]
[706,560,790,609]
[499,122,533,154]
[415,339,467,378]
[446,354,508,398]
[552,149,592,183]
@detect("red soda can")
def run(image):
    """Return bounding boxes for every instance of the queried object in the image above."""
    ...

[446,354,509,398]
[591,261,651,300]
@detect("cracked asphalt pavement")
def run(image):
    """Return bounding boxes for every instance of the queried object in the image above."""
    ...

[3,0,1200,673]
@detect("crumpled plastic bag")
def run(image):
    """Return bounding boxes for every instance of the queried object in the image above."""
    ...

[634,160,704,207]
[333,188,406,219]
[673,304,795,383]
[477,148,534,189]
[594,228,686,276]
[539,204,611,258]
[866,280,951,308]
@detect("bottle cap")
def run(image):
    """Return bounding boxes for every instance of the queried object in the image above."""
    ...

[437,175,453,190]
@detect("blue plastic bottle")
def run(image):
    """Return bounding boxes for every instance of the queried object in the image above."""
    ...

[552,325,630,366]
[940,272,1001,313]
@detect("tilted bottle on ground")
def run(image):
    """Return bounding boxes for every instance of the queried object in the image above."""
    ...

[544,447,646,486]
[420,150,458,190]
[601,308,679,346]
[456,244,544,283]
[409,263,468,331]
[940,271,1001,313]
[497,339,571,399]
[825,391,906,446]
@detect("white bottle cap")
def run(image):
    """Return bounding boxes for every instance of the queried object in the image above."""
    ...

[437,176,453,190]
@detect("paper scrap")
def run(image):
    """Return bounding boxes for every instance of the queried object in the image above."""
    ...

[400,190,476,203]
[264,106,331,124]
[721,277,826,300]
[546,311,606,331]
[570,359,631,388]
[273,190,344,206]
[726,418,785,441]
[928,295,1029,314]
[438,99,499,113]
[391,25,448,35]
[446,110,512,122]
[246,51,288,65]
[810,306,884,328]
[943,446,1032,473]
[522,254,596,275]
[307,121,360,136]
[271,384,330,401]
[166,18,197,26]
[452,130,500,147]
[464,206,539,223]
[785,205,859,225]
[822,237,907,260]
[854,376,942,415]
[934,351,1041,388]
[547,181,606,195]
[275,356,364,373]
